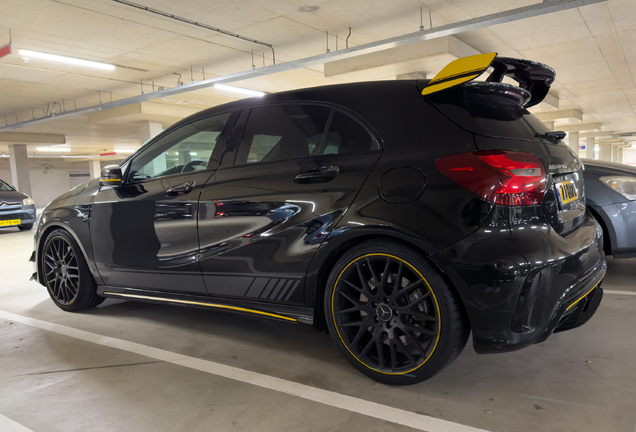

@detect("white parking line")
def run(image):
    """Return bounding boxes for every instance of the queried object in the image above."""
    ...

[0,414,34,432]
[0,310,490,432]
[604,290,636,296]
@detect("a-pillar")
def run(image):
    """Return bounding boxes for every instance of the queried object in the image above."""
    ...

[8,144,32,196]
[139,121,164,173]
[586,137,595,159]
[568,131,579,157]
[88,159,102,179]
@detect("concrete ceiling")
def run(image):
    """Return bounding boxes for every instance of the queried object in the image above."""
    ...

[0,0,635,157]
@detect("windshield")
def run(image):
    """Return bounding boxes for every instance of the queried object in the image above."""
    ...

[0,179,14,191]
[427,84,552,142]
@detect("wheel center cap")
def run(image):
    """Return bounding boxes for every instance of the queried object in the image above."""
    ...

[376,303,392,322]
[60,265,67,276]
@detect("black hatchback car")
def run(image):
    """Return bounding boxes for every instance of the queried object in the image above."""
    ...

[32,54,606,384]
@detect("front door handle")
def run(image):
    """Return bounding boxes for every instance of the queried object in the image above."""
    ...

[294,166,339,184]
[165,181,196,195]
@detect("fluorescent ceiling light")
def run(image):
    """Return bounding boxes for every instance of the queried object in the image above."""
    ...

[214,83,264,97]
[594,146,600,151]
[36,147,71,152]
[18,49,115,71]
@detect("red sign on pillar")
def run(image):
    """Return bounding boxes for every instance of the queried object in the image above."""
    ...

[0,42,11,59]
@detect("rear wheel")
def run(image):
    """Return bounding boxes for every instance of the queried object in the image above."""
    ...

[42,229,104,311]
[325,240,469,385]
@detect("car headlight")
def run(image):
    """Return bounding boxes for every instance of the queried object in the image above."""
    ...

[599,176,636,201]
[23,197,34,206]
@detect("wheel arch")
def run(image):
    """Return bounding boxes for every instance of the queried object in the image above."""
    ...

[587,205,613,256]
[306,227,466,331]
[36,222,93,286]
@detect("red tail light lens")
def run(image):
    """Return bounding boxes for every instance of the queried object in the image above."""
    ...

[435,150,546,206]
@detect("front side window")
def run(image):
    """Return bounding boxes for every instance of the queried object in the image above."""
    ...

[237,105,331,165]
[0,179,13,191]
[129,113,231,181]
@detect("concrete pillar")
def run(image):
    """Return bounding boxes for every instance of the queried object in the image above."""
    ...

[139,121,164,174]
[89,160,102,179]
[586,137,595,159]
[617,147,623,164]
[568,131,579,157]
[8,144,32,197]
[599,143,611,161]
[611,145,619,163]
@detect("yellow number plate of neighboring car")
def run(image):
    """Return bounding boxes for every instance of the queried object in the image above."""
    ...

[556,180,579,206]
[0,219,21,227]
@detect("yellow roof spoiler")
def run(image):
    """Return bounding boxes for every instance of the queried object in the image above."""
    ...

[421,52,497,96]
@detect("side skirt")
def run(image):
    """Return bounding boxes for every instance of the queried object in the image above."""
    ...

[97,286,314,324]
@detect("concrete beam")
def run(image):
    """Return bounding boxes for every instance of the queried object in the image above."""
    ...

[534,109,583,122]
[324,36,479,78]
[580,131,614,139]
[396,72,428,80]
[0,132,65,144]
[541,93,560,109]
[88,102,200,125]
[558,123,601,132]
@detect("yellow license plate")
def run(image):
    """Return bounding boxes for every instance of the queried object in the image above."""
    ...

[556,180,579,205]
[0,219,21,227]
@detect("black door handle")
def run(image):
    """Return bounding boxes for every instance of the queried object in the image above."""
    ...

[294,166,339,184]
[165,181,196,195]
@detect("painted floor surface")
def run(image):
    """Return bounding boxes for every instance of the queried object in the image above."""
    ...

[0,227,635,432]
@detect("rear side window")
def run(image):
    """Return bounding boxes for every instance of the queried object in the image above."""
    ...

[323,111,379,155]
[0,179,13,191]
[235,105,379,165]
[238,105,331,164]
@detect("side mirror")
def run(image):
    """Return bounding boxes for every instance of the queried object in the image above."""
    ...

[100,165,123,187]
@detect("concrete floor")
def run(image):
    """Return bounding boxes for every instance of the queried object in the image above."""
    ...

[1,227,635,432]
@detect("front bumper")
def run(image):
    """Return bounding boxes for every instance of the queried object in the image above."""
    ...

[431,205,606,354]
[598,200,636,258]
[0,204,37,227]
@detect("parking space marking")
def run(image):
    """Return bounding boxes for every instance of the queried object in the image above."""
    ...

[0,414,34,432]
[604,290,636,296]
[0,309,490,432]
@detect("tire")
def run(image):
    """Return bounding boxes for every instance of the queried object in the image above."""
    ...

[41,229,104,311]
[18,224,33,231]
[324,239,469,385]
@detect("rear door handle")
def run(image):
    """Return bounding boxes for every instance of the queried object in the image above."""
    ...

[165,181,196,195]
[294,166,339,184]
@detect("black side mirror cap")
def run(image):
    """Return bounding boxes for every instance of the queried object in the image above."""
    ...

[100,165,123,187]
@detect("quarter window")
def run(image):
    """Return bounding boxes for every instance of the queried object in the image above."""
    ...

[129,113,231,181]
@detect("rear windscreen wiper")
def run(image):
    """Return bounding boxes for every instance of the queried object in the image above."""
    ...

[535,131,566,142]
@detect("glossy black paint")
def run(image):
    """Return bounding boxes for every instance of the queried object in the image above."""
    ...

[33,80,605,354]
[582,158,636,258]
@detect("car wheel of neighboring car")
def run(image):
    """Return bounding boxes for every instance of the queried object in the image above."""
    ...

[18,224,33,231]
[42,229,104,311]
[325,240,469,385]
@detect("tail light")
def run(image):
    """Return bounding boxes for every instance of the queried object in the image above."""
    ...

[435,150,547,206]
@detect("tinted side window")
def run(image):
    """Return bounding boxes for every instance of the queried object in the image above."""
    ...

[129,113,231,181]
[237,105,331,164]
[322,111,379,155]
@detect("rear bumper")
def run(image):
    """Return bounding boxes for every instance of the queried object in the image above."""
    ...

[431,205,606,354]
[0,204,37,227]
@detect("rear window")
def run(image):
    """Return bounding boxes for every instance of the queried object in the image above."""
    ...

[427,84,551,142]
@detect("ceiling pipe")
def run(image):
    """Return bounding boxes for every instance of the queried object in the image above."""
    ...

[0,0,607,133]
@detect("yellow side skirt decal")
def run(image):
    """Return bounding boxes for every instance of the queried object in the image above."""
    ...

[103,292,298,322]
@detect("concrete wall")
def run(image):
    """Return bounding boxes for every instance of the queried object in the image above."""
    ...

[0,158,114,207]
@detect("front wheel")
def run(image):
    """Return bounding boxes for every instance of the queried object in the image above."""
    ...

[41,229,104,311]
[324,240,469,385]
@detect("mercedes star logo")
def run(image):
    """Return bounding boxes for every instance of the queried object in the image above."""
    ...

[376,303,393,322]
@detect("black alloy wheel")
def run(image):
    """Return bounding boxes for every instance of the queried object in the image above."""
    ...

[44,235,80,305]
[42,229,103,311]
[325,240,469,385]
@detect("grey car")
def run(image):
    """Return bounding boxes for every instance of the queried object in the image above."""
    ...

[0,178,37,231]
[583,159,636,259]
